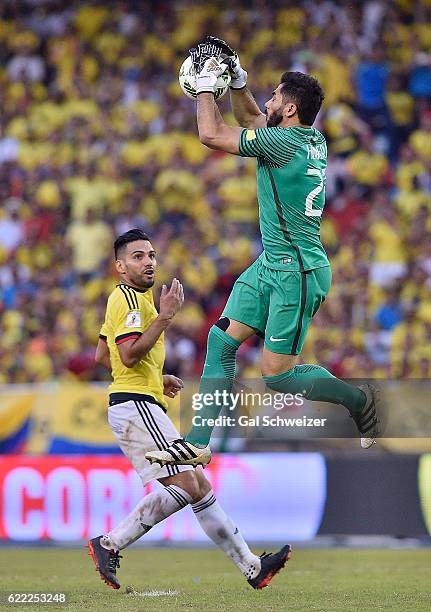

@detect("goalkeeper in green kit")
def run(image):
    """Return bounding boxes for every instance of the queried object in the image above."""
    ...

[146,37,381,468]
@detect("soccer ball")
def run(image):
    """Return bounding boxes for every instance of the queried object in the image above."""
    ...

[178,56,231,100]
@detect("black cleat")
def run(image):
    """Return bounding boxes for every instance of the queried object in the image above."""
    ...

[87,536,122,590]
[248,545,292,589]
[355,384,381,448]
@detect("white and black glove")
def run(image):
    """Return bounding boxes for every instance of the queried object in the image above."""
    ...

[204,35,247,90]
[189,43,228,95]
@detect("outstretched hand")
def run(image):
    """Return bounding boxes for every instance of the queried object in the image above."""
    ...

[159,278,184,320]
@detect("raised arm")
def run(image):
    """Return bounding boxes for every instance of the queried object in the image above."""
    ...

[118,316,171,368]
[118,279,184,368]
[197,91,242,153]
[230,87,266,129]
[190,43,262,153]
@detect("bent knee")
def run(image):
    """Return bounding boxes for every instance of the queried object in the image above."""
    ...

[261,348,299,378]
[214,317,230,332]
[171,471,210,503]
[262,364,292,378]
[193,467,212,501]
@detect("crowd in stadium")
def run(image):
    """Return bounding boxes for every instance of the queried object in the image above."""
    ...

[0,0,430,385]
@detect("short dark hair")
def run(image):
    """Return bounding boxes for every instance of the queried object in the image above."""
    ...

[280,71,325,125]
[114,228,150,259]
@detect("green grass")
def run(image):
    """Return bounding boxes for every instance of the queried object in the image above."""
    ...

[3,547,431,611]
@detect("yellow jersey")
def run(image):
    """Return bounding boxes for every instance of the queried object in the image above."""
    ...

[100,283,167,409]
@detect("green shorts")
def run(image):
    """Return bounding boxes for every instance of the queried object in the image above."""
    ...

[222,257,332,355]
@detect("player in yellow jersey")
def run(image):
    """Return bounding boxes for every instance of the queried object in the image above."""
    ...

[86,228,291,590]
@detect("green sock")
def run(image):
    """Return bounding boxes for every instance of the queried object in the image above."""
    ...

[263,364,366,416]
[186,325,240,446]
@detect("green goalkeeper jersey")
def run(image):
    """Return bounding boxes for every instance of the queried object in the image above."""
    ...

[239,125,330,272]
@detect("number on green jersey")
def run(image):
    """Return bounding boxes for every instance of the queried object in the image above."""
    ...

[305,168,325,217]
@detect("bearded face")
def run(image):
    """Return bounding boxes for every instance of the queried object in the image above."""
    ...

[265,84,292,128]
[126,265,155,289]
[266,107,284,128]
[115,240,156,290]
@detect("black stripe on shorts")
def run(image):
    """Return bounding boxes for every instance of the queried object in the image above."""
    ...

[135,401,176,477]
[291,271,308,355]
[141,400,180,476]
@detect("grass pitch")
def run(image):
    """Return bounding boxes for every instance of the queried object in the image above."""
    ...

[3,547,431,611]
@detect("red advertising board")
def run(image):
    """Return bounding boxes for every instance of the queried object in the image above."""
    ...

[0,456,147,540]
[0,454,326,542]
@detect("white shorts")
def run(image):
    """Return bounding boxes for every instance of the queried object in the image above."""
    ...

[108,398,193,484]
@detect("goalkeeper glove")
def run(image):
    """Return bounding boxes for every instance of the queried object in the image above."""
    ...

[189,44,227,95]
[189,41,221,74]
[204,35,247,90]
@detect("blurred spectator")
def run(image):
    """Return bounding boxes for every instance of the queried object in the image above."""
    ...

[409,53,431,100]
[364,320,392,370]
[375,287,403,330]
[0,199,24,254]
[7,44,45,82]
[66,208,112,281]
[409,109,431,161]
[368,194,407,287]
[354,47,389,133]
